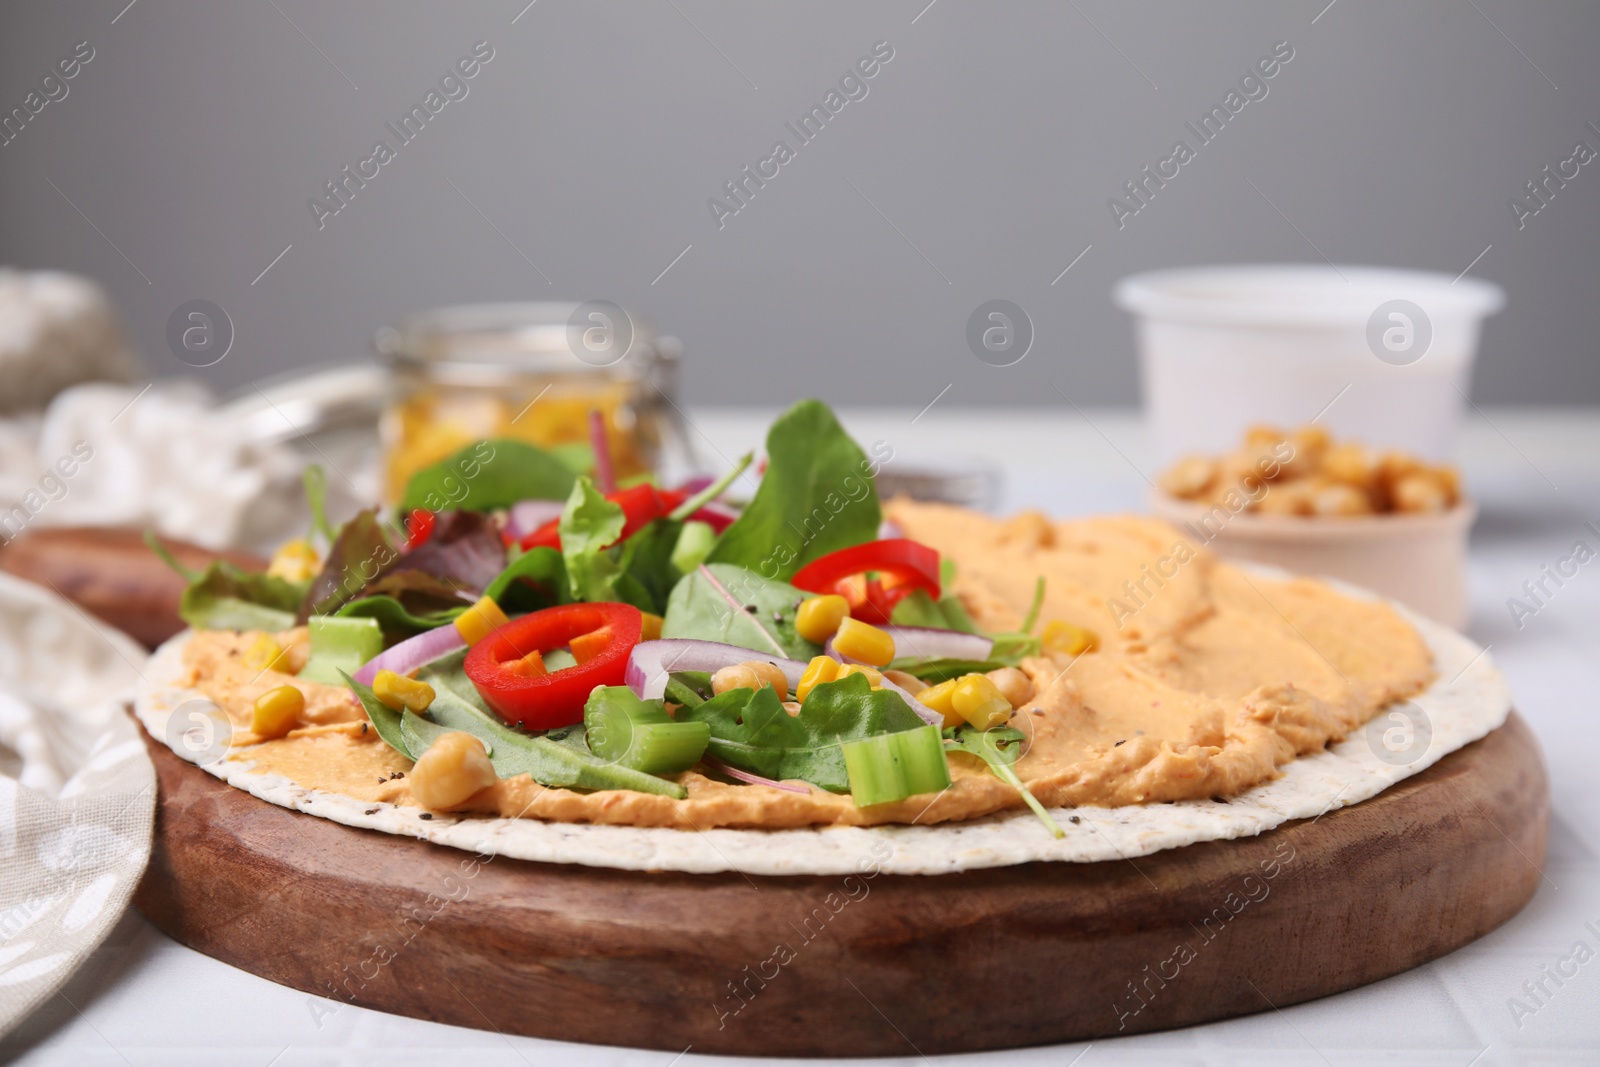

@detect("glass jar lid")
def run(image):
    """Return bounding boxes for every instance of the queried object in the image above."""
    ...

[374,301,674,387]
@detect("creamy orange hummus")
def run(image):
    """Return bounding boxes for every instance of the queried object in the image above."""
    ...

[177,502,1433,829]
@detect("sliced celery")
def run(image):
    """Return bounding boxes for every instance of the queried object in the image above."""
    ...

[299,616,382,684]
[670,520,717,575]
[585,686,710,775]
[842,725,951,807]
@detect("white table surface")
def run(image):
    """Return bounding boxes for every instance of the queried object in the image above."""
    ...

[4,407,1597,1067]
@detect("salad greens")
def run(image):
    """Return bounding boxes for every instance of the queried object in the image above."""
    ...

[558,476,627,602]
[679,672,925,793]
[399,439,577,513]
[707,399,883,580]
[660,563,818,660]
[145,532,305,631]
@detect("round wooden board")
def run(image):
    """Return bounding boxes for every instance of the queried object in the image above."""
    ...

[133,712,1548,1058]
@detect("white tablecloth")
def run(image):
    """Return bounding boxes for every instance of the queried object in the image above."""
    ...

[4,407,1597,1066]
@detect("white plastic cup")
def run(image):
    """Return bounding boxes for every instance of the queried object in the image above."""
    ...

[1115,265,1505,466]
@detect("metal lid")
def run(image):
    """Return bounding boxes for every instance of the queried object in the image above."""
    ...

[374,301,675,386]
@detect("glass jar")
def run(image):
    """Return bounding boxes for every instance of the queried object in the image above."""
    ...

[375,302,690,503]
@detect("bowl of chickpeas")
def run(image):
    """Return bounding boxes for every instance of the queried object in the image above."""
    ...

[1149,424,1474,627]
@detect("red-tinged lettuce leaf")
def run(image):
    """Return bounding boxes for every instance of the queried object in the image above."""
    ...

[387,510,506,593]
[298,509,401,621]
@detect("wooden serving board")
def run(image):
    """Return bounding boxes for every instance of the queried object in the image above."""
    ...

[134,714,1548,1057]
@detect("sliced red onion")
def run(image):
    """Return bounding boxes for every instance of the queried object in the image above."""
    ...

[589,409,616,493]
[626,639,808,701]
[505,499,565,540]
[676,475,715,495]
[879,626,993,663]
[701,755,810,794]
[353,622,465,686]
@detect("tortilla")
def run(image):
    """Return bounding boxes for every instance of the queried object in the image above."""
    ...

[131,567,1509,876]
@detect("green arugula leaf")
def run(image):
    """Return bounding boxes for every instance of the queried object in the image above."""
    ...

[336,595,465,636]
[885,657,1002,684]
[399,439,577,513]
[558,476,625,602]
[1020,576,1047,634]
[988,632,1042,666]
[679,672,925,793]
[412,658,685,797]
[707,399,884,580]
[661,563,819,660]
[889,588,980,634]
[146,532,306,632]
[303,465,335,545]
[943,725,1063,838]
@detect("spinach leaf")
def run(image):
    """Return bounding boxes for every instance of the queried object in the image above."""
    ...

[943,725,1063,838]
[483,545,568,612]
[661,563,819,660]
[146,532,306,632]
[400,439,577,513]
[559,476,625,602]
[679,672,924,793]
[664,671,712,709]
[707,399,883,580]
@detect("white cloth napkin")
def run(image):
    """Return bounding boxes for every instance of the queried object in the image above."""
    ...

[0,573,154,1039]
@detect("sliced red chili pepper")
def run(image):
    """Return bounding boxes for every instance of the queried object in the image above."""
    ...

[792,539,941,625]
[463,602,642,730]
[404,508,436,550]
[517,483,727,551]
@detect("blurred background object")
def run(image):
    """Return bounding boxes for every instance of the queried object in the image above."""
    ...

[1118,265,1505,465]
[375,301,691,501]
[0,269,138,413]
[0,1,1595,410]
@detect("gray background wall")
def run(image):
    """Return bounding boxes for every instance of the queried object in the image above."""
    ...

[0,0,1596,408]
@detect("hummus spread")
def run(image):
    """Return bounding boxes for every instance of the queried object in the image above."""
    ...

[178,502,1434,829]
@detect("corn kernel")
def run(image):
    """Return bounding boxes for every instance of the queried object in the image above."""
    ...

[795,655,839,701]
[454,596,510,645]
[410,731,497,810]
[641,612,664,642]
[252,685,305,738]
[242,634,291,674]
[952,673,1012,730]
[373,669,436,712]
[711,664,762,695]
[835,663,884,687]
[795,595,850,643]
[267,538,321,582]
[832,617,896,667]
[916,678,963,729]
[1041,620,1099,658]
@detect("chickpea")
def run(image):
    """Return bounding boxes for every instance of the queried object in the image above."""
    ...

[711,661,788,696]
[884,669,929,696]
[711,665,761,695]
[985,667,1035,708]
[1321,443,1372,487]
[1157,455,1215,499]
[747,660,790,692]
[1308,480,1373,517]
[409,732,497,810]
[1392,472,1450,513]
